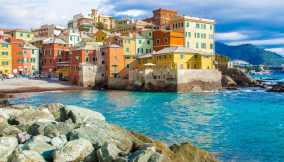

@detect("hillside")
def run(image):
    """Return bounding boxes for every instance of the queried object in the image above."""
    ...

[215,42,284,66]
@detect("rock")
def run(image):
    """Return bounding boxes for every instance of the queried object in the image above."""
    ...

[170,143,217,162]
[0,115,8,131]
[44,119,75,138]
[221,68,255,87]
[10,150,45,162]
[68,121,133,153]
[0,125,22,137]
[53,138,96,162]
[267,82,284,92]
[17,132,31,144]
[11,108,55,126]
[23,135,55,161]
[44,103,65,121]
[129,146,168,162]
[27,122,50,136]
[51,135,67,149]
[221,75,238,89]
[0,137,18,162]
[96,142,125,162]
[0,99,10,108]
[65,105,105,123]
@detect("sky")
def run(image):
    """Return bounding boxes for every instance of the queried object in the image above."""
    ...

[0,0,283,56]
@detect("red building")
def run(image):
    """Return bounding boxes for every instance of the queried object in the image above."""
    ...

[69,45,97,84]
[41,38,70,75]
[144,8,178,29]
[11,39,39,75]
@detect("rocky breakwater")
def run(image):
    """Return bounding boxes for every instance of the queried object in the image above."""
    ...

[0,103,218,162]
[221,68,258,89]
[267,82,284,93]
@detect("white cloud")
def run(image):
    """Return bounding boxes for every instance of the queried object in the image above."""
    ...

[115,9,148,17]
[229,38,284,46]
[266,48,284,57]
[215,32,249,41]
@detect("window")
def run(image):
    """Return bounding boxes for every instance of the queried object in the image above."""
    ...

[201,43,206,49]
[102,61,105,64]
[210,44,214,49]
[2,51,8,56]
[196,23,200,29]
[86,57,89,62]
[27,34,30,38]
[180,54,184,59]
[2,43,8,48]
[2,61,8,65]
[126,64,130,68]
[20,33,23,37]
[147,40,150,45]
[126,48,129,52]
[186,22,190,28]
[112,65,117,73]
[187,42,190,48]
[139,40,142,44]
[156,39,160,45]
[164,38,168,43]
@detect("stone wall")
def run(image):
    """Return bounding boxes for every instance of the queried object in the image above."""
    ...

[177,69,222,91]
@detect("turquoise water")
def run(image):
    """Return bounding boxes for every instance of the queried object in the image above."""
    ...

[9,88,284,162]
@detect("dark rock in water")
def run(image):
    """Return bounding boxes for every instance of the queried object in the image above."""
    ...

[221,68,256,87]
[267,82,284,92]
[222,75,238,90]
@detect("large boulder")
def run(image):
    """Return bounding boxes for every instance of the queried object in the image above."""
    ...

[68,121,133,153]
[129,146,169,162]
[10,150,45,162]
[10,108,55,126]
[65,105,105,123]
[23,135,55,161]
[53,138,96,162]
[221,68,255,87]
[0,125,22,137]
[96,142,126,162]
[221,75,238,89]
[0,137,18,162]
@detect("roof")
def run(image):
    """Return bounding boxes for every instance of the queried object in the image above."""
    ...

[23,42,38,49]
[43,37,66,44]
[154,46,214,56]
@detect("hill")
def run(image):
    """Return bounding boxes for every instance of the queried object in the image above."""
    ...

[215,42,284,66]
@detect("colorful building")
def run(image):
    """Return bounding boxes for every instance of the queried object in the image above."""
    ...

[32,24,66,38]
[9,29,34,42]
[135,30,153,56]
[144,8,178,29]
[135,46,215,70]
[41,38,70,75]
[100,45,127,80]
[91,9,116,30]
[69,43,98,84]
[11,39,39,75]
[94,30,111,42]
[153,30,184,51]
[170,16,215,54]
[0,40,12,75]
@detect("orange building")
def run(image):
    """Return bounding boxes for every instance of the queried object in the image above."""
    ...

[102,45,127,80]
[144,8,178,29]
[153,30,184,51]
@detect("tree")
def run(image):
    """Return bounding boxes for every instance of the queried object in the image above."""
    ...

[96,22,105,30]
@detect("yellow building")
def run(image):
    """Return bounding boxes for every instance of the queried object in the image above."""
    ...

[170,16,215,54]
[135,46,215,70]
[0,40,12,75]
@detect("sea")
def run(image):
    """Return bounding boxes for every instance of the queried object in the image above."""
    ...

[9,71,284,162]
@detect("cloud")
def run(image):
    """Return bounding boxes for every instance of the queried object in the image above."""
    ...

[115,9,148,17]
[266,48,284,57]
[215,32,249,41]
[228,37,284,46]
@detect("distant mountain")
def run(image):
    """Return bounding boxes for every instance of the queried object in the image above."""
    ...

[215,42,284,66]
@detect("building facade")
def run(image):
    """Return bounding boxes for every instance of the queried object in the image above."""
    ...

[170,16,215,54]
[135,31,153,56]
[0,40,12,75]
[91,9,115,30]
[32,24,66,38]
[9,29,34,42]
[41,38,70,75]
[144,8,178,29]
[153,30,184,51]
[11,40,39,75]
